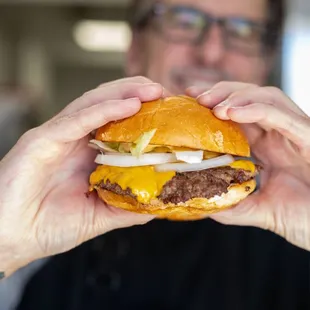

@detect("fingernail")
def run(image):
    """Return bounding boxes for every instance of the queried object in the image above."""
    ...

[143,82,161,88]
[213,106,230,120]
[197,92,213,106]
[197,90,211,99]
[186,86,201,96]
[162,87,172,98]
[217,100,229,107]
[123,97,140,103]
[143,83,163,97]
[228,106,243,110]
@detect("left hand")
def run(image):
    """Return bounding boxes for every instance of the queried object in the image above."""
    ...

[187,82,310,251]
[0,76,163,277]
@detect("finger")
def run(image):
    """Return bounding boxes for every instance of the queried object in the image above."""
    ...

[238,123,265,149]
[44,97,142,143]
[219,103,310,154]
[60,82,164,116]
[93,203,155,236]
[97,75,153,88]
[209,193,268,230]
[212,87,306,120]
[210,179,310,251]
[263,86,307,116]
[185,85,206,97]
[162,87,174,98]
[98,76,173,98]
[188,81,258,108]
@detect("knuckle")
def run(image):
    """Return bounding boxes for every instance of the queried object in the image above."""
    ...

[213,81,258,91]
[213,81,231,89]
[263,86,284,103]
[132,75,152,83]
[300,143,310,160]
[81,90,93,99]
[75,112,92,135]
[264,86,282,95]
[18,127,41,146]
[15,126,58,160]
[75,106,110,135]
[228,85,261,104]
[296,117,310,156]
[97,82,106,88]
[246,83,260,89]
[228,89,246,102]
[97,77,127,88]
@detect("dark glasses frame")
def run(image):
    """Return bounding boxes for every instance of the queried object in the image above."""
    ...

[134,2,269,56]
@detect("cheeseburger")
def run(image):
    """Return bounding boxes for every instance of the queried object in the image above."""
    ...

[88,95,258,220]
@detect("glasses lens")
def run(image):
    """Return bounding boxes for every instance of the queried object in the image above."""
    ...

[151,5,266,55]
[224,19,264,54]
[154,6,205,42]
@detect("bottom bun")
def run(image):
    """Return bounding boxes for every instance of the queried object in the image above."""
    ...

[96,179,256,221]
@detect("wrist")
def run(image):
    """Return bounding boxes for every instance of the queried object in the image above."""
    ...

[0,242,29,279]
[0,251,20,279]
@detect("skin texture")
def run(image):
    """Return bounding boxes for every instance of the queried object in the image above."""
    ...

[127,0,272,95]
[0,77,164,277]
[1,0,310,280]
[187,82,310,251]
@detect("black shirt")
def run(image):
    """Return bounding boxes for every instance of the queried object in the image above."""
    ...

[17,219,310,310]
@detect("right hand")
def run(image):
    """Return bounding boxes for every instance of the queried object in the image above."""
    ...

[187,82,310,252]
[0,77,164,277]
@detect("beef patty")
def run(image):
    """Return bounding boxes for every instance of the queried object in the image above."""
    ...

[99,166,255,204]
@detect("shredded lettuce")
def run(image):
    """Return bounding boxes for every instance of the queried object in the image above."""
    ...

[118,142,132,153]
[118,143,127,153]
[89,140,120,153]
[130,129,157,157]
[105,142,120,151]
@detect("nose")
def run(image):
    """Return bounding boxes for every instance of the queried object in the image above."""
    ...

[194,25,226,65]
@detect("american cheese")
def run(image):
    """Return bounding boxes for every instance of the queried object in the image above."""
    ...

[90,166,175,204]
[229,160,256,173]
[89,160,255,204]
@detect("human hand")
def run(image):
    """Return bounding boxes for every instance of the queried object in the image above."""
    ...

[0,77,165,277]
[187,82,310,251]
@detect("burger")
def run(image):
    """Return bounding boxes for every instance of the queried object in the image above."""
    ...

[88,95,258,221]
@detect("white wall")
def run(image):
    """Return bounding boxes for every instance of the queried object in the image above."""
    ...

[282,0,310,115]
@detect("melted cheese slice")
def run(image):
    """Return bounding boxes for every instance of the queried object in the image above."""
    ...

[90,166,176,204]
[89,160,256,204]
[229,160,256,173]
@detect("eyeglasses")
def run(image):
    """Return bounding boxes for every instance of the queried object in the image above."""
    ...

[136,3,268,56]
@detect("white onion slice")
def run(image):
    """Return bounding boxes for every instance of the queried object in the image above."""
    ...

[88,140,117,152]
[175,151,203,164]
[154,154,235,172]
[95,153,177,167]
[104,152,131,156]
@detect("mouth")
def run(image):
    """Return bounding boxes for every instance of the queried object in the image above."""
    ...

[172,70,224,93]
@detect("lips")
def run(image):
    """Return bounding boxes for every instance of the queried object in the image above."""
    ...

[174,75,219,93]
[171,69,224,93]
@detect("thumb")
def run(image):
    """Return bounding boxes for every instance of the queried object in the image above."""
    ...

[42,97,141,143]
[209,193,269,230]
[91,200,155,237]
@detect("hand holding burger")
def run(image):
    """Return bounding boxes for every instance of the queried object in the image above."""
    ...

[88,95,259,221]
[187,82,310,251]
[0,77,163,278]
[1,78,310,280]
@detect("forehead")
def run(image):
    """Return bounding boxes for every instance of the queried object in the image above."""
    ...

[165,0,267,20]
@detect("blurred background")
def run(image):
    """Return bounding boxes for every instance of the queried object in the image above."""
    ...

[0,0,309,158]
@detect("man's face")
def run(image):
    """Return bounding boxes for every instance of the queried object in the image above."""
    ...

[127,0,272,95]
